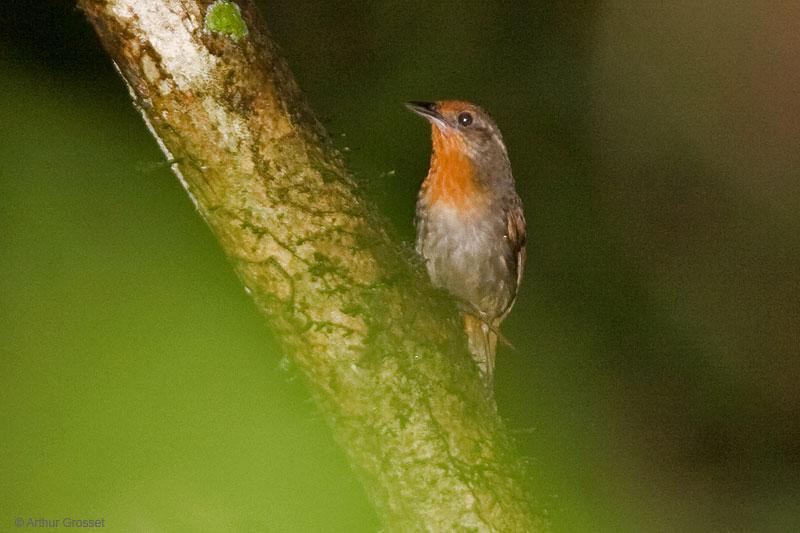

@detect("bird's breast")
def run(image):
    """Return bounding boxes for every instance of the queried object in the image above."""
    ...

[420,131,486,212]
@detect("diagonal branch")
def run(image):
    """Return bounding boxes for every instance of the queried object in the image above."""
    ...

[78,0,541,529]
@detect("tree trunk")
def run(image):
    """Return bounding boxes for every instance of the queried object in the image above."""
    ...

[78,1,541,530]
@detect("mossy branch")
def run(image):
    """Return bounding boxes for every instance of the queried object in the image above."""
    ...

[78,0,541,529]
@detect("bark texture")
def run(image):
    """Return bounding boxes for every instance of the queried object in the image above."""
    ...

[78,1,540,530]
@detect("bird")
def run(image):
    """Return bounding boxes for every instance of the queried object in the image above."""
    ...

[406,100,526,390]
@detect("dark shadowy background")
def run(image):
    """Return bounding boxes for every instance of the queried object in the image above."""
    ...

[2,2,798,531]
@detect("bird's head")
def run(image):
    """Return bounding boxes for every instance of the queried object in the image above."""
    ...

[405,100,508,166]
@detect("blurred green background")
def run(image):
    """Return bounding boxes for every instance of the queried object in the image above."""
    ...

[1,1,798,531]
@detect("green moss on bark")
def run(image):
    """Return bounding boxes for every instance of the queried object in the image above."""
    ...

[204,1,248,40]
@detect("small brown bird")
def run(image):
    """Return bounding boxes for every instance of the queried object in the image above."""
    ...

[407,100,526,388]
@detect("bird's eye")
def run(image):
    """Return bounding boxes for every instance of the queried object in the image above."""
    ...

[457,112,473,127]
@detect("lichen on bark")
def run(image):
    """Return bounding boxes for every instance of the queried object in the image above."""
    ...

[79,0,543,530]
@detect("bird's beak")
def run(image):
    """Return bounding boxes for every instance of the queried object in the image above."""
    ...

[405,101,446,127]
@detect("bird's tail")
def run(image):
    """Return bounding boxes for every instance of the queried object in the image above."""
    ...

[464,314,498,390]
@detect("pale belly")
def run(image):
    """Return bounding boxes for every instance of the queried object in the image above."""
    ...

[416,202,515,320]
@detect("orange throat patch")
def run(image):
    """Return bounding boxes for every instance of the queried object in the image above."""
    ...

[422,128,483,211]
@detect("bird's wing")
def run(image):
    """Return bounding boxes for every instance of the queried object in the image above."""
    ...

[502,199,526,318]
